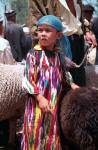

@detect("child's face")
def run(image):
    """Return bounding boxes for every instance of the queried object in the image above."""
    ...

[37,24,61,50]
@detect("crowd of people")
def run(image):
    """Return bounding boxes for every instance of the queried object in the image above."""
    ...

[0,0,98,150]
[0,9,32,65]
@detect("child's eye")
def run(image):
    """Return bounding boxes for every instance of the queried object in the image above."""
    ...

[37,29,43,32]
[37,28,52,33]
[45,29,51,32]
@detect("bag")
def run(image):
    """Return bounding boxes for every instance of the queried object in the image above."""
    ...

[87,47,96,65]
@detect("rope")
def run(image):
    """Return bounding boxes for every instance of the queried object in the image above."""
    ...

[74,42,91,68]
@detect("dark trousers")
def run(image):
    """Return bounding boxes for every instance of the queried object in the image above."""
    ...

[95,47,98,64]
[69,35,86,87]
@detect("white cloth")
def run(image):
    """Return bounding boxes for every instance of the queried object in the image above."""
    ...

[87,46,96,65]
[23,27,30,34]
[0,36,15,64]
[0,36,11,51]
[58,0,83,36]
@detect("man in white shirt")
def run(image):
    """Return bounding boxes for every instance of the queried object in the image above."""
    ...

[29,0,97,86]
[0,14,15,64]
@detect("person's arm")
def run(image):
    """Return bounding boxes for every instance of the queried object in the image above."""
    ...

[4,41,16,65]
[22,51,51,113]
[85,31,97,48]
[34,94,51,113]
[23,51,40,94]
[70,82,80,90]
[63,70,80,90]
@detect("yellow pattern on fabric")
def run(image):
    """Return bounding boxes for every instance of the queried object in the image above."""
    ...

[34,104,42,149]
[34,44,43,51]
[34,65,37,83]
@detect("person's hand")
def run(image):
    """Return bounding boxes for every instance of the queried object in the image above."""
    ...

[36,94,51,113]
[85,32,97,48]
[71,83,80,90]
[71,61,77,67]
[65,57,77,67]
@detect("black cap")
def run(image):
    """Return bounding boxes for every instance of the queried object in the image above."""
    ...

[83,4,95,12]
[5,9,16,18]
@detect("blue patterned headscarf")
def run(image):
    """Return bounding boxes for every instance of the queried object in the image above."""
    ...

[36,15,72,65]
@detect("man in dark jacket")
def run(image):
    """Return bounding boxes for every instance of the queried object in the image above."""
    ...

[23,27,32,59]
[5,10,26,62]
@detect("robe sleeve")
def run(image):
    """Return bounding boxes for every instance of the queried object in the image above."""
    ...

[59,51,73,87]
[64,71,73,85]
[22,51,40,95]
[61,57,73,87]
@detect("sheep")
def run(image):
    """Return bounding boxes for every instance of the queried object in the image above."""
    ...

[59,87,98,150]
[0,64,97,120]
[0,64,25,145]
[0,64,25,119]
[0,63,97,148]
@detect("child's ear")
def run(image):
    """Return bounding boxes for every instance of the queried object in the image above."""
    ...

[57,32,63,39]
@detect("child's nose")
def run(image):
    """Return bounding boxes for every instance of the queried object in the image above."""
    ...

[42,30,46,35]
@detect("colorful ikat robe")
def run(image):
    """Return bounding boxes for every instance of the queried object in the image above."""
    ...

[22,44,72,150]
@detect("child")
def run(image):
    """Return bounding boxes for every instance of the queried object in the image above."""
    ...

[22,15,79,150]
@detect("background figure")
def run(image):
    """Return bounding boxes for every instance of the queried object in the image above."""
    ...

[61,0,86,86]
[23,27,32,59]
[83,4,95,24]
[92,17,98,64]
[0,14,15,64]
[83,4,97,65]
[5,9,26,62]
[29,0,96,86]
[59,0,96,86]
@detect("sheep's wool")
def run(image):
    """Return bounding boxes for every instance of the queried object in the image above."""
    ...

[0,64,25,120]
